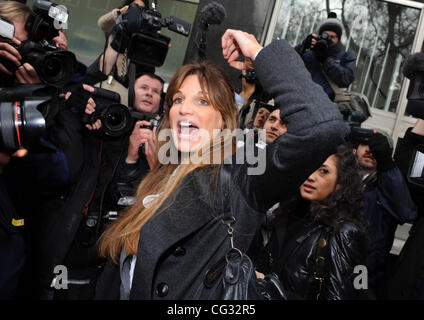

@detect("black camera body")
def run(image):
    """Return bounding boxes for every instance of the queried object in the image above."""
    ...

[111,1,191,67]
[242,70,257,83]
[0,40,76,88]
[83,87,160,138]
[313,32,333,52]
[0,1,75,87]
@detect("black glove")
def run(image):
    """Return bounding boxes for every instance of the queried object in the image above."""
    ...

[368,132,395,171]
[303,34,314,49]
[297,34,314,55]
[313,46,330,62]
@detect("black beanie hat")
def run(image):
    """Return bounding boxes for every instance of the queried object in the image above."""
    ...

[258,102,277,113]
[318,12,343,39]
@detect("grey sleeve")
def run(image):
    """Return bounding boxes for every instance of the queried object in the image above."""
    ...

[236,39,349,212]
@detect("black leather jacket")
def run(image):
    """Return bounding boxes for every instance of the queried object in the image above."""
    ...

[258,212,370,300]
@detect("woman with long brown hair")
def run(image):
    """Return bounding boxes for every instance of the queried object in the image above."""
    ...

[95,29,348,300]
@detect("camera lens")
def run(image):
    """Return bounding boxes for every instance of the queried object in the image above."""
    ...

[101,104,132,137]
[0,102,20,150]
[106,112,123,127]
[42,56,63,79]
[0,99,46,150]
[35,51,76,88]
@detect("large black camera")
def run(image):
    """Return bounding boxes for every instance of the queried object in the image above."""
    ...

[0,40,76,88]
[0,1,76,87]
[313,32,333,52]
[402,52,424,187]
[111,0,191,67]
[83,87,159,138]
[0,85,53,152]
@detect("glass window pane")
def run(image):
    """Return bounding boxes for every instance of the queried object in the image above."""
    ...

[26,0,197,79]
[272,0,420,113]
[27,0,123,66]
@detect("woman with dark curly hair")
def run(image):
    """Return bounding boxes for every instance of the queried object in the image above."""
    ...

[251,143,371,300]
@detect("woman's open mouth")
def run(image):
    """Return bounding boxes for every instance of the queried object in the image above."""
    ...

[176,120,200,142]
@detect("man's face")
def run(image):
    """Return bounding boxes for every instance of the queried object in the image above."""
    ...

[253,107,270,129]
[263,109,287,144]
[133,75,163,113]
[354,143,377,173]
[324,30,339,46]
[53,30,68,50]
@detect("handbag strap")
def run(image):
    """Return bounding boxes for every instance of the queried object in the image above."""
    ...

[219,164,237,249]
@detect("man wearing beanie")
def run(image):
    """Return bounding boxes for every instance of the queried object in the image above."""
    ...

[295,12,356,101]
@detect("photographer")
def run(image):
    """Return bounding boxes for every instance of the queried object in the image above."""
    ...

[85,72,164,192]
[386,119,424,299]
[385,52,424,299]
[295,12,355,101]
[40,72,163,300]
[350,129,417,298]
[96,0,149,87]
[0,149,27,299]
[0,1,74,299]
[0,1,41,86]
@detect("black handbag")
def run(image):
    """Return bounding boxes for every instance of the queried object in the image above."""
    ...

[193,165,286,300]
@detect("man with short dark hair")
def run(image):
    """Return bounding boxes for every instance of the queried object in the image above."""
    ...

[353,131,417,298]
[263,109,287,145]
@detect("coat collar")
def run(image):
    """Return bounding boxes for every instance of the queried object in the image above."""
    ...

[129,166,221,299]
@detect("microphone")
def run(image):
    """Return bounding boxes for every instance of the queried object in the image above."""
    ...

[199,1,226,30]
[196,2,226,61]
[403,52,424,120]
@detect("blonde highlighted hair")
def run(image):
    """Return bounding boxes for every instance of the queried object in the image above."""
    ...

[0,1,31,22]
[99,61,238,262]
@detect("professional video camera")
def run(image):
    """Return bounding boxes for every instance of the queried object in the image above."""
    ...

[111,0,191,67]
[82,87,159,138]
[403,52,424,187]
[0,1,76,87]
[0,84,56,152]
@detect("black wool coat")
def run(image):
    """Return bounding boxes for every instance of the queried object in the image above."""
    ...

[95,39,348,300]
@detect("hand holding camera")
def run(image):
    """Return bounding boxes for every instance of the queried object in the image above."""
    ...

[0,37,22,75]
[83,85,103,131]
[298,32,333,60]
[126,120,157,168]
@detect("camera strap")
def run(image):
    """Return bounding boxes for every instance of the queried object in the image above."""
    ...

[128,61,136,109]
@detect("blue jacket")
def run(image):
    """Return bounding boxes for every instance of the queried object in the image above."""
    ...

[364,167,417,288]
[298,43,356,101]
